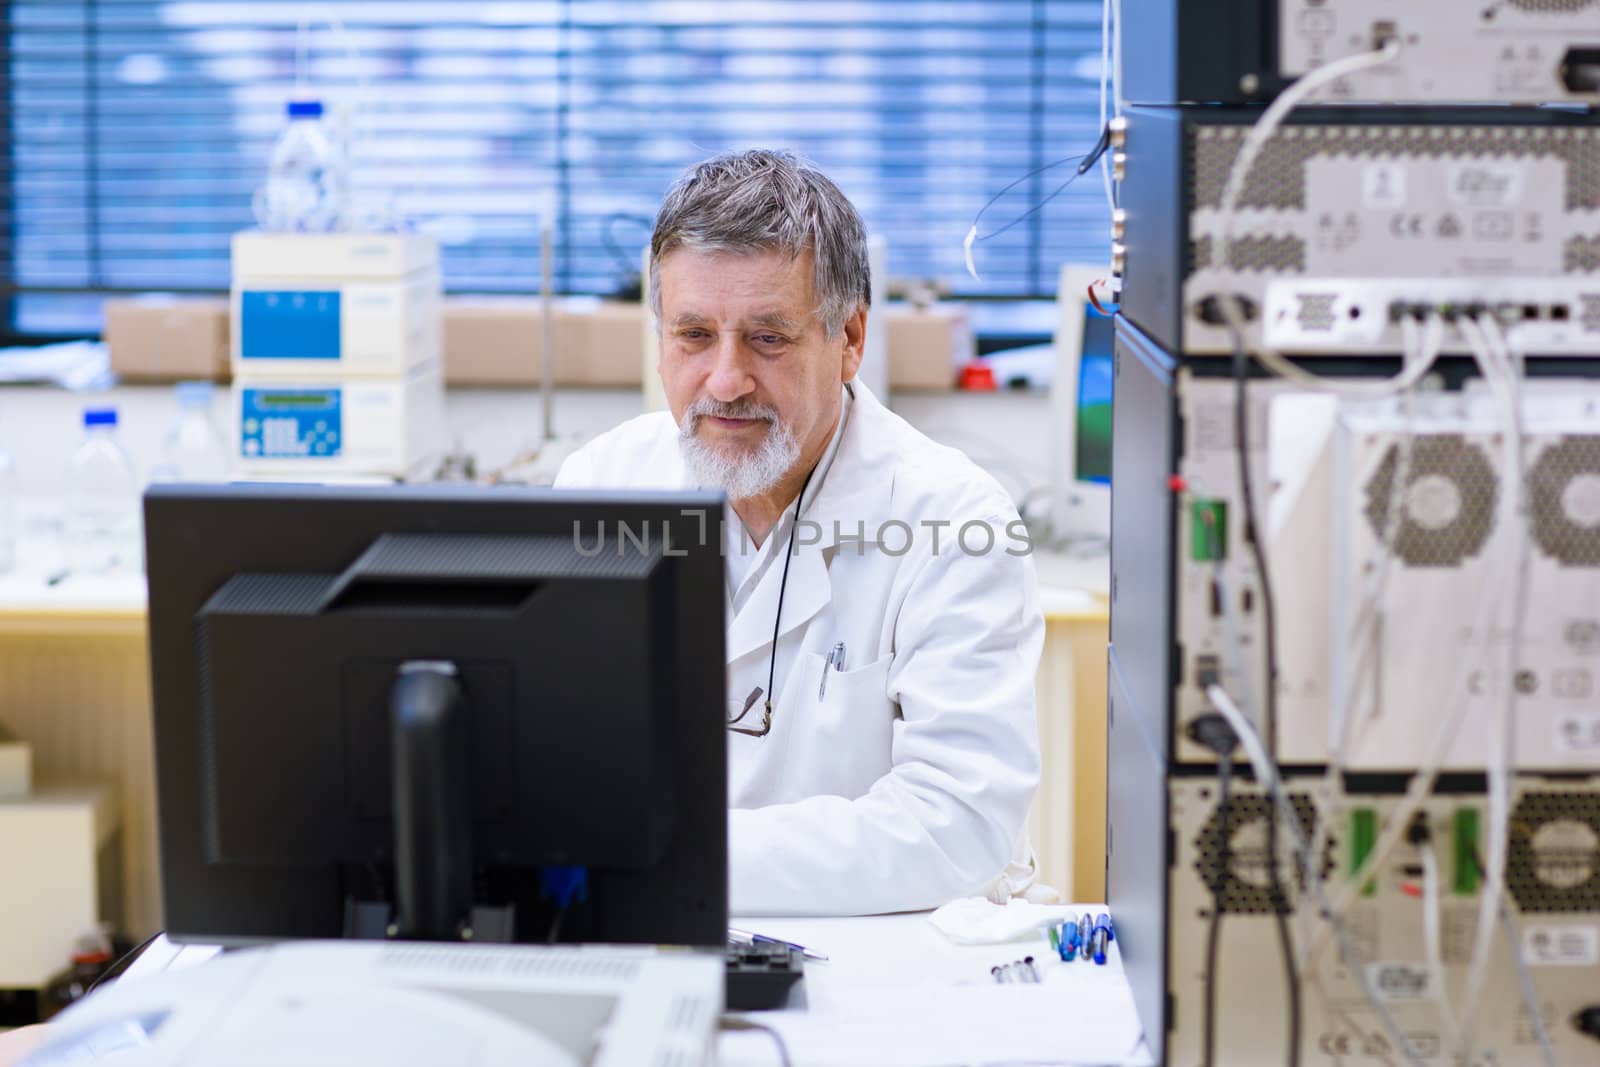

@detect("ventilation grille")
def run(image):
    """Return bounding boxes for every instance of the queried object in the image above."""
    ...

[353,532,661,581]
[1507,791,1600,913]
[1507,0,1596,11]
[1581,293,1600,333]
[1295,292,1340,332]
[653,993,716,1067]
[1194,793,1326,915]
[1566,236,1600,273]
[203,573,335,615]
[377,945,642,982]
[1190,234,1307,273]
[1363,435,1498,568]
[1191,125,1600,211]
[1529,437,1600,567]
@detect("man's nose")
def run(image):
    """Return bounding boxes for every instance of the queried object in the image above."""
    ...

[705,336,756,403]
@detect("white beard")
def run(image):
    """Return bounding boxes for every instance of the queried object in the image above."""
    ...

[676,397,800,501]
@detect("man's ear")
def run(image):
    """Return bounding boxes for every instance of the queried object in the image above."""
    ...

[839,305,867,383]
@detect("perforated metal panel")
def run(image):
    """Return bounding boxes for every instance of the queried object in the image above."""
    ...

[1507,791,1600,912]
[1529,438,1600,568]
[1362,435,1499,569]
[1192,125,1600,212]
[1193,793,1323,915]
[1506,0,1596,11]
[1190,234,1309,273]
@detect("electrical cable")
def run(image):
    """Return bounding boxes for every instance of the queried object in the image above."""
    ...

[962,153,1098,281]
[1418,842,1462,1051]
[1302,317,1517,976]
[1228,331,1302,1067]
[85,930,164,996]
[1455,314,1528,1060]
[720,1017,795,1067]
[1210,40,1411,398]
[1201,752,1232,1067]
[1205,683,1425,1067]
[1098,0,1117,214]
[1468,841,1559,1067]
[1304,314,1437,937]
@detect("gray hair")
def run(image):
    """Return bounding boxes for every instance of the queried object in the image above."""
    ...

[649,149,870,338]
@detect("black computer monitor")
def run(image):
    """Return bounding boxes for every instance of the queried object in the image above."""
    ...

[145,484,726,949]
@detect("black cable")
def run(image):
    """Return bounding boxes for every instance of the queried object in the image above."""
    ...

[762,466,817,725]
[546,908,565,944]
[1202,757,1232,1067]
[1232,334,1302,1067]
[85,930,164,996]
[720,1017,794,1067]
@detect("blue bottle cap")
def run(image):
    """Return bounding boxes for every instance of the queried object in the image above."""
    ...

[287,99,325,118]
[83,407,117,428]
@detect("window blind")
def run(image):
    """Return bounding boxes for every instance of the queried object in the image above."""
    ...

[6,0,1111,336]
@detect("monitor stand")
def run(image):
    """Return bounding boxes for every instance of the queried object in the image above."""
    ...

[344,660,514,943]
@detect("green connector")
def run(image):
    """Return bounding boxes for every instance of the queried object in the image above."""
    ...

[1191,499,1228,561]
[1350,808,1377,897]
[1454,809,1481,896]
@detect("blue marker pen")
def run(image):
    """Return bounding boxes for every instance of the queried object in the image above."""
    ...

[1097,912,1114,942]
[1092,915,1110,965]
[1078,914,1093,963]
[1061,920,1078,962]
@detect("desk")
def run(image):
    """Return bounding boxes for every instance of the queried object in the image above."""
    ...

[111,912,1152,1067]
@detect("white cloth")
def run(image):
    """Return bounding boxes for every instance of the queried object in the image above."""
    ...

[926,897,1081,946]
[554,382,1044,916]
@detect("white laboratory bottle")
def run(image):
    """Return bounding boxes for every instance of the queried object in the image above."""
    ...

[253,98,347,233]
[65,408,142,576]
[0,449,15,574]
[150,381,230,483]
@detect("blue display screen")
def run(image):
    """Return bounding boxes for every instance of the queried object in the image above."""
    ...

[240,290,342,361]
[1075,304,1115,485]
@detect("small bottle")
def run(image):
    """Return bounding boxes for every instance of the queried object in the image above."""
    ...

[253,98,347,233]
[150,381,229,483]
[66,407,142,575]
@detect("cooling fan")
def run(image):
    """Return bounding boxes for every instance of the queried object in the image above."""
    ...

[1507,790,1600,912]
[1361,434,1498,569]
[1194,793,1332,915]
[1528,436,1600,567]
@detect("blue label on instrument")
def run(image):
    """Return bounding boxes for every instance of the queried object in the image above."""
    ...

[240,290,341,360]
[240,387,343,459]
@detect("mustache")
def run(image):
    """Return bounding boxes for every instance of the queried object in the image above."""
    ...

[683,396,780,425]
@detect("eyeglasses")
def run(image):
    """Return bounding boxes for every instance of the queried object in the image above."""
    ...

[727,686,772,737]
[723,463,817,740]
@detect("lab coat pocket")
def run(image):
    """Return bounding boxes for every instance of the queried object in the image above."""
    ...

[787,650,896,799]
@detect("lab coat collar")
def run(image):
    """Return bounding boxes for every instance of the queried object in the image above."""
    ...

[724,381,895,665]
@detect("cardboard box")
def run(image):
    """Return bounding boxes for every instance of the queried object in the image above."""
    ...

[443,297,646,387]
[0,785,120,987]
[104,296,231,383]
[884,302,973,390]
[567,300,648,387]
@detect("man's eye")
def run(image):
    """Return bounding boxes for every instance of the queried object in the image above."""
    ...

[681,329,709,340]
[754,334,784,346]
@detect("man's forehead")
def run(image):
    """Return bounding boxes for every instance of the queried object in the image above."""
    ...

[658,247,816,323]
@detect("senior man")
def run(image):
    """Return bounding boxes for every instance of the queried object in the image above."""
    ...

[556,149,1043,916]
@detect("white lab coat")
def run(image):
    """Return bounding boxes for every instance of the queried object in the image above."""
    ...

[554,382,1044,915]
